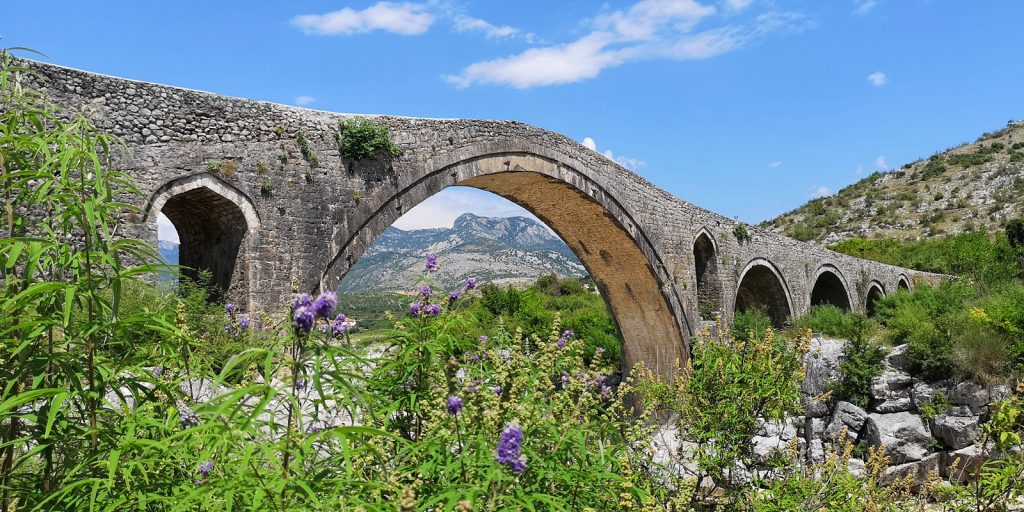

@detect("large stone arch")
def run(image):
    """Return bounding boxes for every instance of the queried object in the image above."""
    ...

[319,151,690,377]
[865,281,885,317]
[143,174,261,305]
[809,264,853,312]
[734,258,794,328]
[897,274,911,292]
[692,228,723,320]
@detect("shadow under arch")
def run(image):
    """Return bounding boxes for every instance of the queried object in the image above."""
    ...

[897,274,911,292]
[734,258,794,328]
[809,264,853,312]
[143,174,261,304]
[320,152,690,378]
[692,228,723,319]
[865,281,885,317]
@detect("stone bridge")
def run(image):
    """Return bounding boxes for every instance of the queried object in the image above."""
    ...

[22,60,944,376]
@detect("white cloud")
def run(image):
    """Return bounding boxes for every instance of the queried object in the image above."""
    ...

[453,14,520,39]
[292,2,434,36]
[852,0,878,16]
[875,155,888,169]
[725,0,754,11]
[855,164,865,175]
[768,161,782,168]
[581,136,645,170]
[392,187,545,230]
[157,213,179,243]
[293,95,316,106]
[811,186,832,198]
[867,71,887,86]
[447,1,810,89]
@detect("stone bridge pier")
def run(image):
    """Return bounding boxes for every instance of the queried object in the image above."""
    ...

[23,60,944,378]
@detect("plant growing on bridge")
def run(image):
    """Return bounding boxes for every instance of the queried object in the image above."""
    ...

[733,222,752,244]
[337,119,402,161]
[295,130,318,168]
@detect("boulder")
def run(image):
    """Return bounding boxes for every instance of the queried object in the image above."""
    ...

[870,369,914,413]
[864,411,933,463]
[942,444,994,483]
[879,453,940,490]
[807,439,825,464]
[752,435,787,464]
[931,414,980,450]
[824,401,868,444]
[802,337,846,418]
[883,344,912,371]
[756,417,798,441]
[947,381,1008,414]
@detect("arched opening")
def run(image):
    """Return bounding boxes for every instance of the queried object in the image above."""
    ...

[865,282,884,317]
[734,260,792,328]
[809,268,852,311]
[145,175,259,304]
[693,231,722,320]
[322,155,690,378]
[897,276,911,292]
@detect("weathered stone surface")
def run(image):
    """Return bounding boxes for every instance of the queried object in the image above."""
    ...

[825,401,868,444]
[802,337,846,418]
[864,412,933,463]
[879,453,939,489]
[19,58,947,380]
[870,369,914,413]
[931,415,980,450]
[807,439,825,464]
[756,417,798,441]
[947,381,1008,414]
[883,344,912,371]
[942,444,993,482]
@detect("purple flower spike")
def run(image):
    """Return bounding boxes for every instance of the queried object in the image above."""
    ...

[492,386,502,396]
[197,460,214,476]
[479,335,489,343]
[464,277,477,290]
[420,285,433,298]
[239,317,251,330]
[496,424,526,474]
[448,290,461,305]
[467,385,478,394]
[556,337,567,349]
[447,396,463,415]
[293,293,312,312]
[331,313,348,337]
[562,329,575,339]
[293,305,315,334]
[425,253,439,272]
[409,302,422,316]
[225,303,238,315]
[424,303,441,317]
[312,291,337,319]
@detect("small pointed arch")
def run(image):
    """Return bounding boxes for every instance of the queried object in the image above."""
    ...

[143,174,260,302]
[897,274,911,292]
[865,281,885,317]
[734,258,794,328]
[692,228,723,319]
[809,264,853,312]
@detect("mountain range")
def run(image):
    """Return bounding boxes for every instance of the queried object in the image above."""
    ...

[339,213,586,293]
[764,120,1024,245]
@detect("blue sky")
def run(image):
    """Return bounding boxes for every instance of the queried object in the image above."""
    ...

[5,0,1023,241]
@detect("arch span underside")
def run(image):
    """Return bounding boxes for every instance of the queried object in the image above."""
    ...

[865,283,884,317]
[735,261,792,328]
[809,268,852,311]
[693,232,722,318]
[321,155,690,377]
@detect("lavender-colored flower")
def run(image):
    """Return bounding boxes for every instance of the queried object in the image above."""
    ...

[447,396,463,415]
[420,285,433,298]
[491,386,502,396]
[295,379,307,390]
[225,303,238,315]
[331,313,347,337]
[239,316,251,330]
[224,324,238,336]
[560,371,570,389]
[307,422,324,434]
[556,336,567,349]
[496,424,527,474]
[467,385,478,394]
[478,335,489,343]
[293,293,312,311]
[311,291,337,319]
[464,277,477,290]
[424,303,441,317]
[179,405,200,429]
[409,302,422,316]
[448,290,461,305]
[425,253,439,271]
[561,329,575,339]
[197,460,214,476]
[594,347,606,357]
[293,305,315,334]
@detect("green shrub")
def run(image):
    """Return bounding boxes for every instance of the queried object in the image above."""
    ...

[733,223,752,243]
[337,119,402,161]
[732,308,774,341]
